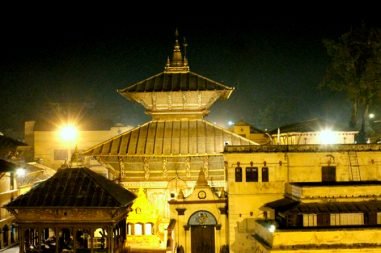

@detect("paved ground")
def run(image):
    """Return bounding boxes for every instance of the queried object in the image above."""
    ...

[0,245,19,253]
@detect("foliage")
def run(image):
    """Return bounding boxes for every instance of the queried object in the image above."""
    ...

[320,23,381,140]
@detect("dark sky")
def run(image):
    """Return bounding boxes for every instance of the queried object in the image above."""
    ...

[1,12,380,138]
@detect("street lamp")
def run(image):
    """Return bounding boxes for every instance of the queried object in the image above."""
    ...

[58,124,78,164]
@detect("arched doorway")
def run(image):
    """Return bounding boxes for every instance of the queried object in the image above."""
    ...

[188,211,217,253]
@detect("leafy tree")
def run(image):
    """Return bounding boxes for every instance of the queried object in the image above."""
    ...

[320,23,381,142]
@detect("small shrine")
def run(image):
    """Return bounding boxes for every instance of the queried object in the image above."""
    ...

[5,166,136,253]
[168,168,228,253]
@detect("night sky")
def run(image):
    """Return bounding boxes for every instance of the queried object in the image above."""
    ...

[1,12,380,138]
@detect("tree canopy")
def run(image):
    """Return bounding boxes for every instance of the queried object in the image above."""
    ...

[320,24,381,142]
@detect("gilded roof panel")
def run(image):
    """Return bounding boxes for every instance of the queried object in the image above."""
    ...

[83,119,258,157]
[179,120,189,154]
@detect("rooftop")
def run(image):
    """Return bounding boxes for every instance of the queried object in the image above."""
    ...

[5,167,136,208]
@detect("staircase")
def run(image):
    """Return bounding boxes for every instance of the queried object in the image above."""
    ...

[348,151,361,181]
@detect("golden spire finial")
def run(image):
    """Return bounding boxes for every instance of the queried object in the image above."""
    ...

[164,29,190,73]
[175,28,179,38]
[196,168,208,187]
[69,146,82,168]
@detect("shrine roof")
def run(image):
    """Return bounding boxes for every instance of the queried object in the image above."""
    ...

[5,167,136,208]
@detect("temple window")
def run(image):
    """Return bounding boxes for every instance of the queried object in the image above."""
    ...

[246,167,258,182]
[144,223,153,235]
[127,223,133,235]
[303,214,317,226]
[235,166,242,182]
[134,223,143,235]
[330,213,364,226]
[322,166,336,182]
[262,167,269,182]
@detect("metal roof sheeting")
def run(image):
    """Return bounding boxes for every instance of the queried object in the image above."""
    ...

[83,119,258,157]
[118,72,233,93]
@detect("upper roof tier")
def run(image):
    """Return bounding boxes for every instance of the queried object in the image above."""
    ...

[117,31,234,120]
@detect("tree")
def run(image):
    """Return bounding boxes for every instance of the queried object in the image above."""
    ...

[320,23,381,142]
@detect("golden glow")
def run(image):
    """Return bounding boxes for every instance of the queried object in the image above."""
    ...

[144,223,153,235]
[59,124,78,142]
[134,223,143,235]
[268,224,276,233]
[319,129,336,144]
[16,167,26,177]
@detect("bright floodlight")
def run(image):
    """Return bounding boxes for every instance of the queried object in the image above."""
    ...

[268,224,276,233]
[369,113,375,119]
[16,167,26,177]
[320,129,335,144]
[59,124,78,142]
[228,121,234,126]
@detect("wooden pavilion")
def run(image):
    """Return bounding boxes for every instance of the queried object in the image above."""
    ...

[5,167,136,253]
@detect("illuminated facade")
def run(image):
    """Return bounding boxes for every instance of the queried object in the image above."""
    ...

[230,120,271,144]
[24,120,132,170]
[79,32,381,253]
[224,144,381,252]
[268,119,358,145]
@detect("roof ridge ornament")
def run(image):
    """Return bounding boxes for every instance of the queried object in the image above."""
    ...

[164,29,190,73]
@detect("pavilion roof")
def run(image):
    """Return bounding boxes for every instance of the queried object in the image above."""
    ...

[5,167,136,208]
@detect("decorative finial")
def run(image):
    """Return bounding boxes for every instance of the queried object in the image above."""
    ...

[183,37,188,66]
[175,28,179,38]
[69,146,82,168]
[196,168,208,187]
[164,29,190,73]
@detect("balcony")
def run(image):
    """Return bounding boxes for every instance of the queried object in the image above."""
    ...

[254,220,381,250]
[286,182,381,202]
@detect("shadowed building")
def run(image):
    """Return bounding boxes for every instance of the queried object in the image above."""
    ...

[5,167,136,253]
[0,135,28,250]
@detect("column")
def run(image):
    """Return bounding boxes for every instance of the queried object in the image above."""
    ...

[108,226,114,253]
[19,227,24,253]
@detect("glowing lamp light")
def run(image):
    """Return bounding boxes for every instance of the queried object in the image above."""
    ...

[320,129,336,144]
[16,167,26,177]
[369,113,375,119]
[59,125,78,142]
[268,224,276,233]
[228,121,234,126]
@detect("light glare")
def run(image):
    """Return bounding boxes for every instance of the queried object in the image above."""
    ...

[16,168,26,177]
[320,129,335,144]
[59,125,78,142]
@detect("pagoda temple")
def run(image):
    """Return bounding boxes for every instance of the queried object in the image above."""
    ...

[83,31,257,251]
